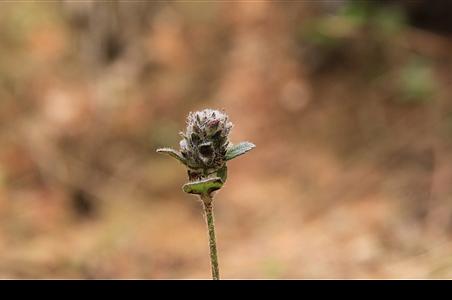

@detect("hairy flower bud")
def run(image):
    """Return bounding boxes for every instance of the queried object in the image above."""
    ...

[181,109,232,176]
[157,108,255,186]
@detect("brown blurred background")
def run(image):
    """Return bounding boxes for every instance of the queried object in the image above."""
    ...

[1,0,452,279]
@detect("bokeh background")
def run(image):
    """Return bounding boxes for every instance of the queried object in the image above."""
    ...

[1,0,452,279]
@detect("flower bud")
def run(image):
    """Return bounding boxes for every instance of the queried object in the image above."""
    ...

[181,109,232,176]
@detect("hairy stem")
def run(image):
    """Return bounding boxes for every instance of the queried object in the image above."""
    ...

[201,194,220,280]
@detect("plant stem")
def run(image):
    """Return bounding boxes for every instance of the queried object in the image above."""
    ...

[201,194,220,280]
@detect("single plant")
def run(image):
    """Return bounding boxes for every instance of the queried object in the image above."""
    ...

[156,109,255,280]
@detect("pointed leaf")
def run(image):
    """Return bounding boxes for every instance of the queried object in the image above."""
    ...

[156,148,187,165]
[182,177,223,195]
[225,142,255,161]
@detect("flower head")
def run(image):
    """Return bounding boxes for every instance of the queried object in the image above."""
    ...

[181,109,232,173]
[157,108,255,193]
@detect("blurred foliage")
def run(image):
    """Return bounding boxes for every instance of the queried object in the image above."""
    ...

[397,56,436,103]
[301,0,406,46]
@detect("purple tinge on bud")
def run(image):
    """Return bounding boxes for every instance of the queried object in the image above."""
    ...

[208,119,220,128]
[180,109,233,172]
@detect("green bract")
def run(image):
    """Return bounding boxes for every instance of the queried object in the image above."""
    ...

[183,177,223,196]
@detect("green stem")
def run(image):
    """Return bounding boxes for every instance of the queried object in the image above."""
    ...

[201,194,220,280]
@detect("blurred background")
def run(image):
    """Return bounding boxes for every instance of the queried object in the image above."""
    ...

[1,0,452,279]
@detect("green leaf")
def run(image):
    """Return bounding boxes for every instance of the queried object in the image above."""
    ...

[225,142,255,161]
[156,148,187,165]
[182,177,223,195]
[217,165,228,183]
